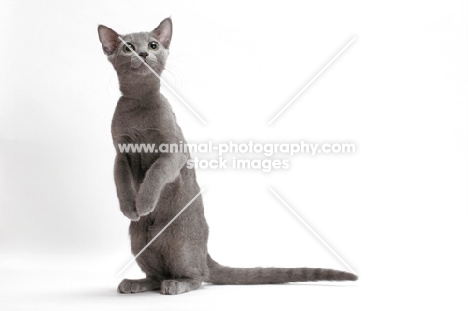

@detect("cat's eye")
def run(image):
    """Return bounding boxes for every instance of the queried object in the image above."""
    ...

[148,41,159,50]
[122,43,135,53]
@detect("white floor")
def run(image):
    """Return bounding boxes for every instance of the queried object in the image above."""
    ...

[1,250,466,311]
[0,251,360,311]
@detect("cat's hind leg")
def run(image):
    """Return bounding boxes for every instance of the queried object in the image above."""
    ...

[118,277,161,294]
[160,278,202,295]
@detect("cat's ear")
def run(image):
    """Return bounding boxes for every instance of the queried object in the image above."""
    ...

[98,25,119,55]
[151,18,172,49]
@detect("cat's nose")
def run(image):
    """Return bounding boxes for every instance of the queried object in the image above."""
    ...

[139,52,149,59]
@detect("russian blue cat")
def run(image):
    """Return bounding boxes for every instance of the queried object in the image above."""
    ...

[98,17,357,295]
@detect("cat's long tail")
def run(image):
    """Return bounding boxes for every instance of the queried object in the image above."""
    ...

[205,254,357,284]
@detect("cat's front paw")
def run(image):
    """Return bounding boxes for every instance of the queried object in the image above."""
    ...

[135,189,159,216]
[120,200,140,221]
[122,209,140,221]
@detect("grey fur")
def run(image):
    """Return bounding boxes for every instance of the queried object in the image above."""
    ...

[98,18,357,295]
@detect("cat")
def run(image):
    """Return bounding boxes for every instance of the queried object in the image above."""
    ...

[98,17,358,295]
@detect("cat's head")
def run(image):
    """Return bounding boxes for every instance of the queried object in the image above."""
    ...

[98,18,172,76]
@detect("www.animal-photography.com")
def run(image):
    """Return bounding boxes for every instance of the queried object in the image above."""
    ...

[0,1,467,310]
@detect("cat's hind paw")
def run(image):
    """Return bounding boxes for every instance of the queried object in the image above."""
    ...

[117,279,134,294]
[118,278,160,294]
[160,280,185,295]
[160,278,202,295]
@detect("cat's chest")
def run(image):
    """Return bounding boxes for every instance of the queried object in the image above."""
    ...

[111,107,165,145]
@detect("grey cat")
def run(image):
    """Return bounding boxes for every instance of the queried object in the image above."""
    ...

[98,18,357,295]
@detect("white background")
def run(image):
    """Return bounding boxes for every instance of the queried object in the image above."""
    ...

[1,0,467,310]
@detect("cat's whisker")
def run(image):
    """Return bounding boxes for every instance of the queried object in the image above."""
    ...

[164,64,186,91]
[162,67,182,91]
